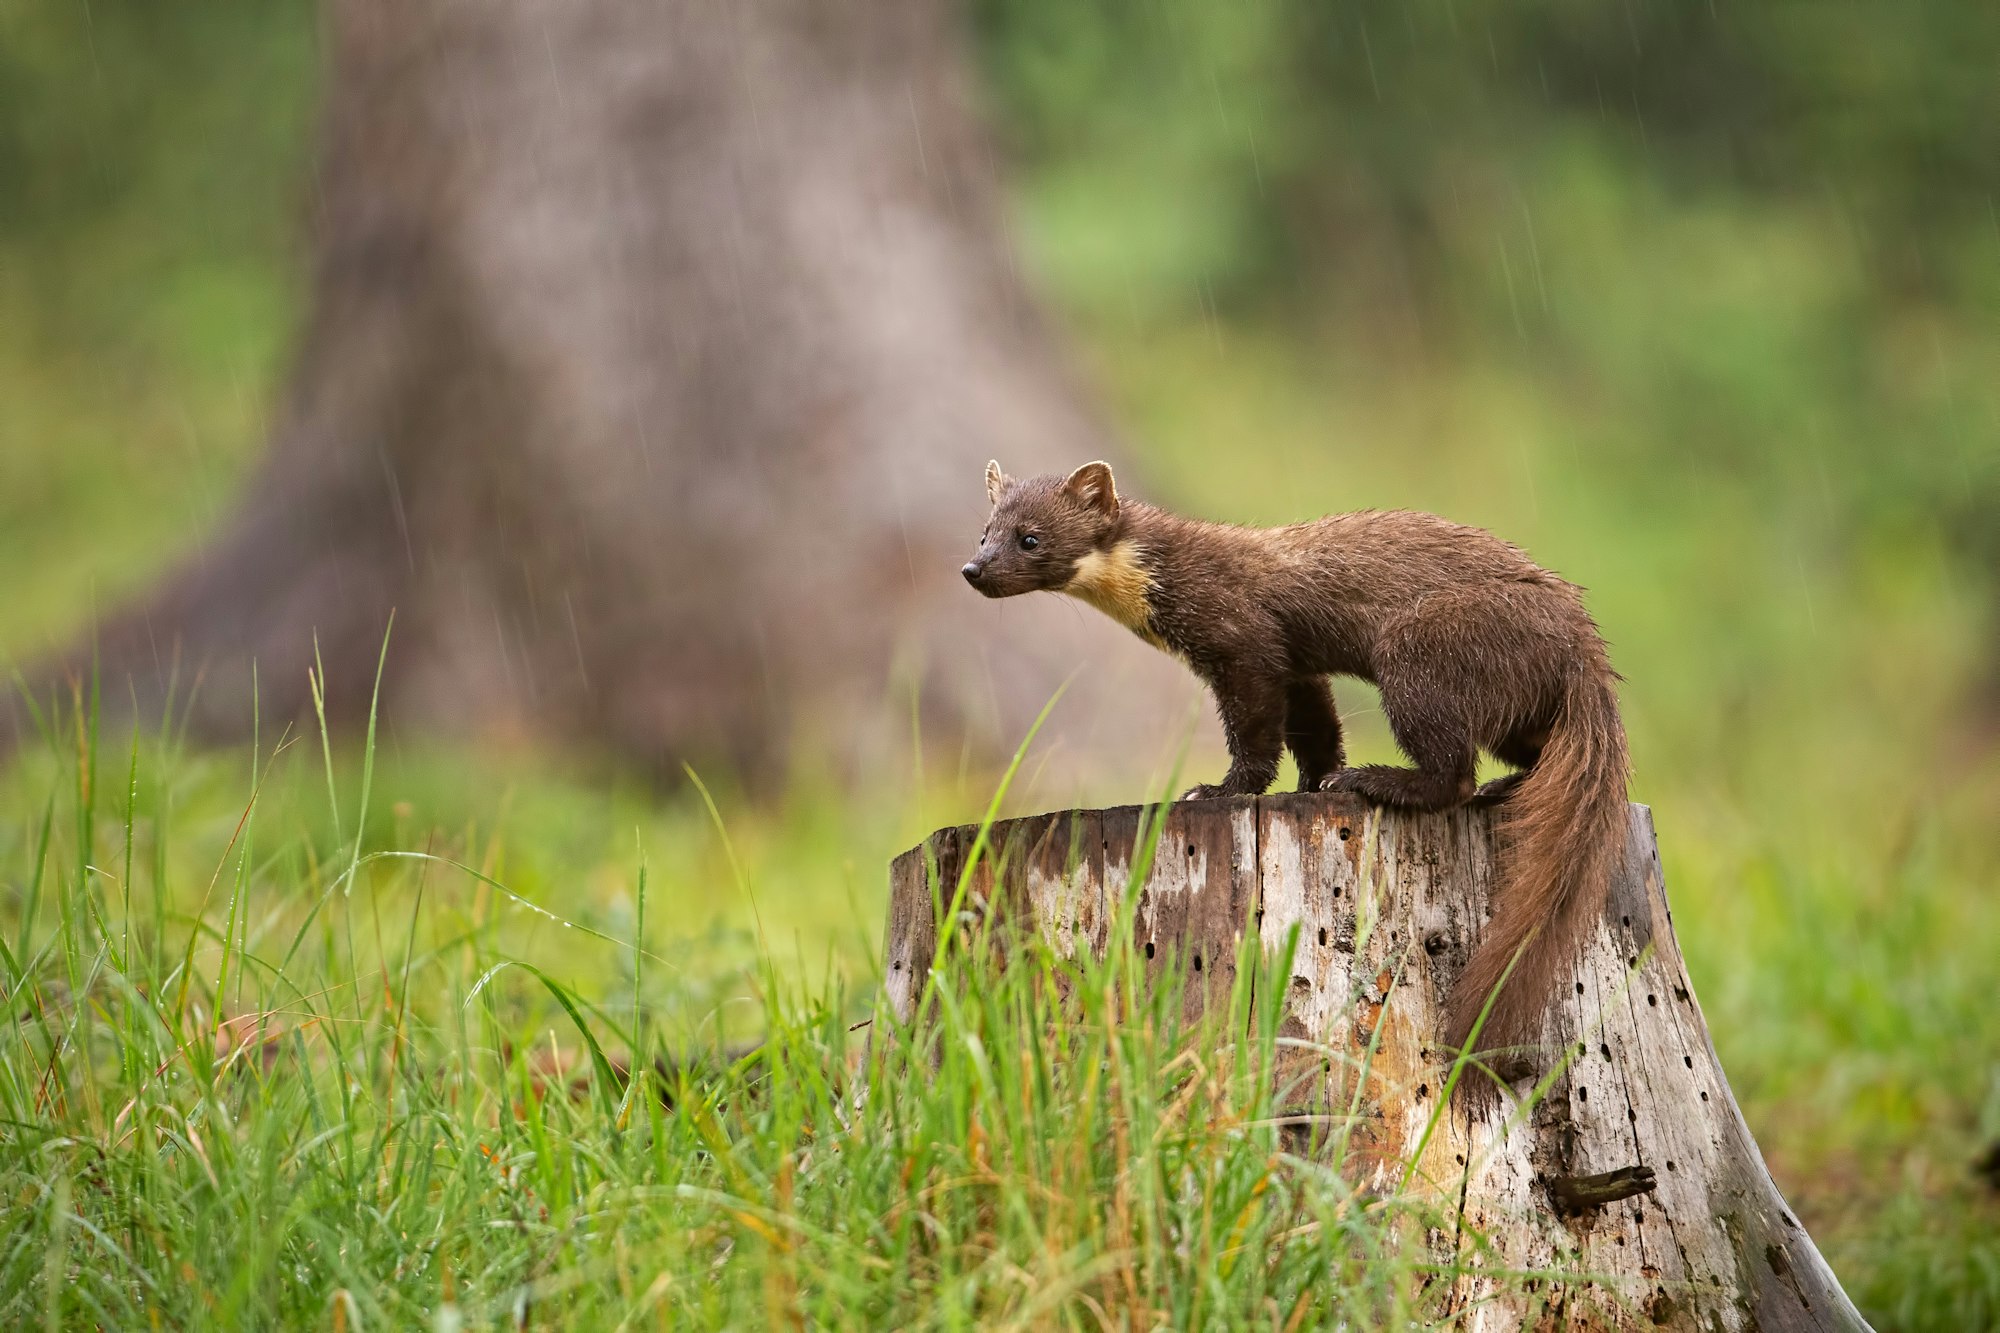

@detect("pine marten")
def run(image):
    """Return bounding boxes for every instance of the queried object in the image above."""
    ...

[962,460,1631,1058]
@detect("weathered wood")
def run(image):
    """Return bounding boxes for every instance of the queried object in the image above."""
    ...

[882,793,1869,1331]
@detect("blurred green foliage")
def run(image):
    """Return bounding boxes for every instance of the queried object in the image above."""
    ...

[1,0,1997,1325]
[974,0,1999,576]
[980,0,2000,307]
[0,0,312,649]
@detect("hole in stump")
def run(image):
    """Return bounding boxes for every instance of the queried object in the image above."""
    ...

[1193,954,1203,972]
[1647,994,1658,1006]
[1578,1087,1588,1102]
[1684,1055,1694,1069]
[1416,1083,1429,1100]
[1332,887,1342,899]
[1144,941,1156,960]
[1575,982,1586,995]
[1186,843,1196,859]
[1318,927,1328,947]
[1621,915,1631,927]
[1600,1044,1611,1060]
[1700,1091,1709,1102]
[1667,1161,1677,1172]
[1338,826,1352,841]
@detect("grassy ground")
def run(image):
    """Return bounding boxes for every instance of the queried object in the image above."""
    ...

[0,698,1578,1327]
[0,636,1992,1328]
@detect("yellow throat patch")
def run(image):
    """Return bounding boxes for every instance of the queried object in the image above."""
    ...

[1062,543,1162,647]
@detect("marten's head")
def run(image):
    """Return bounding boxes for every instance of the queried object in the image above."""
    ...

[962,460,1121,599]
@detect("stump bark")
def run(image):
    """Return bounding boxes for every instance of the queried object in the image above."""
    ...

[882,793,1869,1331]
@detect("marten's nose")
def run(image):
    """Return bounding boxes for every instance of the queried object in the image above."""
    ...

[961,561,984,585]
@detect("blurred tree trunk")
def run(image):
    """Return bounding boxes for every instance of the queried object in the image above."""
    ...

[7,0,1193,784]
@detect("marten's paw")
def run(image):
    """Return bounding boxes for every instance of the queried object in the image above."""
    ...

[1317,770,1373,797]
[1470,772,1527,807]
[1318,766,1465,810]
[1180,783,1229,801]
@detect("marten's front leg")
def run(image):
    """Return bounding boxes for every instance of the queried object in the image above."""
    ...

[1183,669,1286,800]
[1285,677,1345,792]
[1321,675,1476,810]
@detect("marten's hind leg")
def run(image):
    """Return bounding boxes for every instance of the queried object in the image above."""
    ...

[1323,676,1476,811]
[1472,727,1546,807]
[1285,678,1346,792]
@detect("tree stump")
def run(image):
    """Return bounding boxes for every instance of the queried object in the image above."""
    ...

[882,793,1869,1331]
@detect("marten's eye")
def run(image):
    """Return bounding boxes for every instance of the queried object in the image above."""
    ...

[1018,532,1040,551]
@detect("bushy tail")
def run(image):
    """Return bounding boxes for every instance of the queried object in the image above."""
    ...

[1444,665,1630,1058]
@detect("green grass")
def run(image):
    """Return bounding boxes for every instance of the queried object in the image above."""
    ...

[1,694,1590,1328]
[1,638,1995,1326]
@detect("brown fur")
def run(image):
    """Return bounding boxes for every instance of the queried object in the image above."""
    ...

[963,462,1631,1062]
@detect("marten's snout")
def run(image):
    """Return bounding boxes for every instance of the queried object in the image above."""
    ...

[963,557,1008,596]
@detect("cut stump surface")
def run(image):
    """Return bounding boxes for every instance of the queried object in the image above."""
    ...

[883,793,1869,1331]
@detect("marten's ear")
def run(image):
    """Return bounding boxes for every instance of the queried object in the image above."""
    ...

[1063,460,1119,520]
[985,459,1007,507]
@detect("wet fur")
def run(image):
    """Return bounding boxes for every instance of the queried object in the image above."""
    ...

[964,462,1631,1062]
